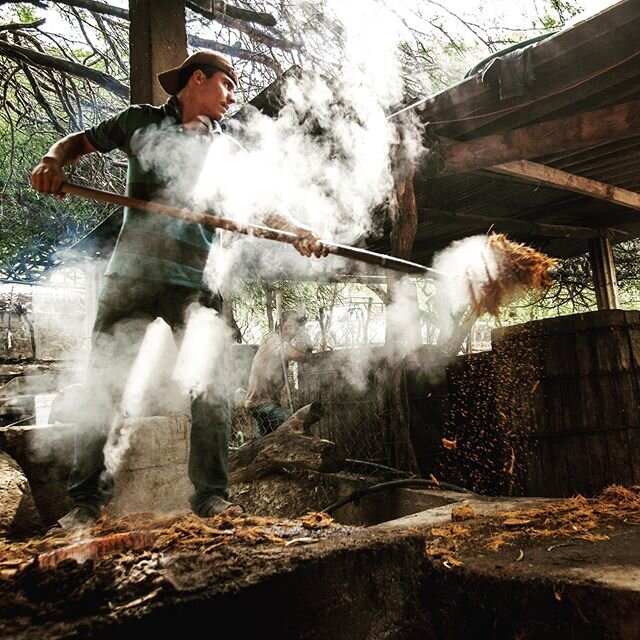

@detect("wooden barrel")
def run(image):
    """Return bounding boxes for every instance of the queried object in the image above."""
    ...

[492,309,640,497]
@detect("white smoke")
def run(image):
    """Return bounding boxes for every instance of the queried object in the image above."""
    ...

[172,303,232,399]
[385,277,423,364]
[119,318,181,419]
[129,0,424,295]
[103,317,186,476]
[431,235,500,343]
[102,304,231,477]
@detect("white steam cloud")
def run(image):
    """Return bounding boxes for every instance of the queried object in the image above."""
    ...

[431,235,501,343]
[102,304,231,477]
[172,304,231,398]
[34,2,480,484]
[131,0,424,293]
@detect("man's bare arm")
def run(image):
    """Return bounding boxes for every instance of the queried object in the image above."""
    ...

[31,132,98,196]
[263,212,329,259]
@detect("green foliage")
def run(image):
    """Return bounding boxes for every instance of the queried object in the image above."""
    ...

[539,0,584,29]
[15,5,37,23]
[0,124,119,282]
[0,2,127,282]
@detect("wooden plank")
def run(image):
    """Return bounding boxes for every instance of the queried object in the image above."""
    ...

[564,433,592,496]
[542,333,577,377]
[550,435,570,497]
[489,160,640,212]
[627,428,640,484]
[411,0,640,140]
[592,327,632,373]
[525,438,544,496]
[586,431,611,494]
[429,98,640,176]
[422,207,602,239]
[543,136,640,171]
[606,429,635,488]
[615,372,640,428]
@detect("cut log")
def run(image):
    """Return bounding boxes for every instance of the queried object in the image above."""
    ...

[229,402,344,484]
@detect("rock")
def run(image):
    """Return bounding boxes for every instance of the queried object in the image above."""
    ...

[0,424,74,526]
[0,450,43,536]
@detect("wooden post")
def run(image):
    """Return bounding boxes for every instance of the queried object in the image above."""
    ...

[378,168,421,475]
[588,232,620,310]
[265,285,274,331]
[128,0,187,106]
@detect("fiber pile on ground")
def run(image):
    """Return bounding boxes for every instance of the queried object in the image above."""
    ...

[426,484,640,566]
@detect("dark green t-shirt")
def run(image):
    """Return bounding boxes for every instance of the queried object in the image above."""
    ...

[85,97,215,290]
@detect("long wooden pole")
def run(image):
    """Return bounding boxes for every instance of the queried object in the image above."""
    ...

[60,182,443,279]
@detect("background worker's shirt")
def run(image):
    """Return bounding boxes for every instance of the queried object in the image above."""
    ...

[244,332,300,408]
[85,97,215,290]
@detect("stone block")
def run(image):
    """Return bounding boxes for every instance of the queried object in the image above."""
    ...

[0,450,44,536]
[106,414,192,517]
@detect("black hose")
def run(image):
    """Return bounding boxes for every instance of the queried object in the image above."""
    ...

[344,458,414,478]
[322,478,474,515]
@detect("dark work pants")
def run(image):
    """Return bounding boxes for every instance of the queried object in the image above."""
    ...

[67,275,229,515]
[248,403,291,437]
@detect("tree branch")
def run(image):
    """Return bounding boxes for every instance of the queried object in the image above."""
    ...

[186,1,276,27]
[0,39,129,99]
[190,10,301,51]
[5,0,278,27]
[0,18,46,31]
[19,61,66,134]
[46,0,128,20]
[189,34,283,74]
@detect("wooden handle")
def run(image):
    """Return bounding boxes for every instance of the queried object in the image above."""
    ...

[60,182,441,278]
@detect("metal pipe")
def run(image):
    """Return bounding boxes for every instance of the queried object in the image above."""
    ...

[59,182,444,279]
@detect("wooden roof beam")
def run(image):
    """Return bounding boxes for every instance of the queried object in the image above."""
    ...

[488,160,640,212]
[418,207,617,240]
[428,98,640,176]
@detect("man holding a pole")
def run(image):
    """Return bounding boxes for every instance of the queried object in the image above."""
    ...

[31,50,325,530]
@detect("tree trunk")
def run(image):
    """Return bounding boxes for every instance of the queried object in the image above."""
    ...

[229,402,344,484]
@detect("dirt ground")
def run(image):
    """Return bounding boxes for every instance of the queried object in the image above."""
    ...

[0,511,427,639]
[0,486,638,639]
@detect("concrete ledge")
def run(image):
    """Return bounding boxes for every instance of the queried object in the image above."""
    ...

[0,415,193,525]
[376,494,640,639]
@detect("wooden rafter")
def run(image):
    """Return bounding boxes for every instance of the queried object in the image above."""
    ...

[489,160,640,212]
[418,207,616,240]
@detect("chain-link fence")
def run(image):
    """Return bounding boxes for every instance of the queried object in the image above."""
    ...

[228,285,502,474]
[2,272,503,490]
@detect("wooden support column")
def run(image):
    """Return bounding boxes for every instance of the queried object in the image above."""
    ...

[376,169,421,476]
[588,232,620,310]
[129,0,187,105]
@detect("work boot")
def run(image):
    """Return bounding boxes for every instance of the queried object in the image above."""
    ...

[50,504,100,533]
[197,495,245,518]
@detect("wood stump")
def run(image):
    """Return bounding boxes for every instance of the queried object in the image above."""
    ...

[229,402,344,484]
